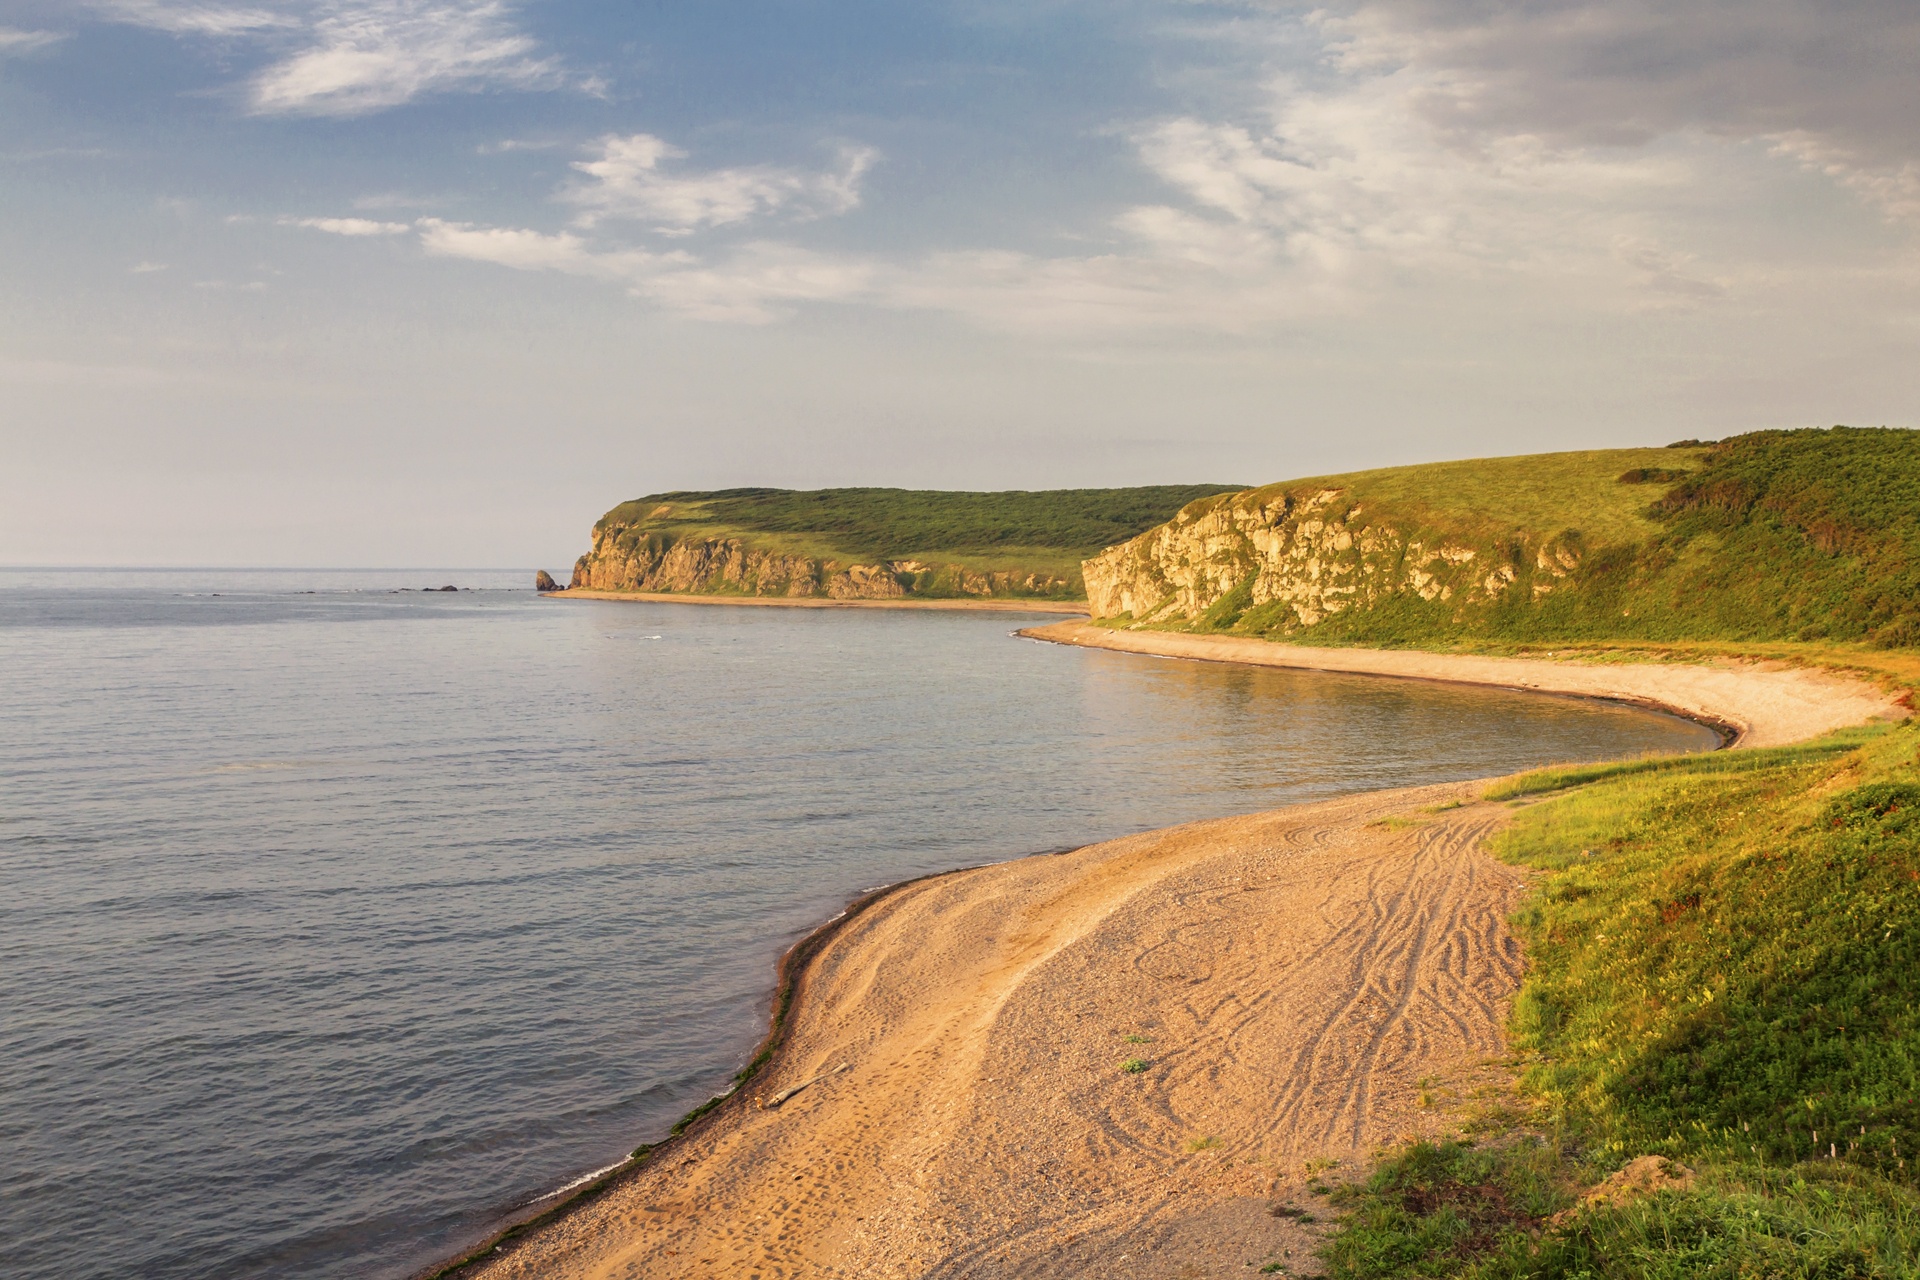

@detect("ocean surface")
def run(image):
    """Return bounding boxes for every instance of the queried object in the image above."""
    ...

[0,569,1721,1279]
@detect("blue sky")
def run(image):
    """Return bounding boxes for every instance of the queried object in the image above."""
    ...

[2,1,1916,566]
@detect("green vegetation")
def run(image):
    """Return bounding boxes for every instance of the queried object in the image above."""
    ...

[587,484,1243,598]
[1321,721,1920,1278]
[1137,427,1920,651]
[1267,446,1701,550]
[1121,1057,1150,1074]
[599,485,1246,559]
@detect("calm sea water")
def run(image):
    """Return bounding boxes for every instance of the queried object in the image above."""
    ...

[0,570,1719,1279]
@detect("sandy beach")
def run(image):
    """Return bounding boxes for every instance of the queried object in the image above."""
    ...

[437,632,1903,1280]
[1022,622,1906,749]
[450,784,1523,1280]
[545,590,1089,614]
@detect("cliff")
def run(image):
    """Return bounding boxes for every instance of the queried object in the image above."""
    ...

[570,533,1071,600]
[1082,429,1920,649]
[568,484,1244,602]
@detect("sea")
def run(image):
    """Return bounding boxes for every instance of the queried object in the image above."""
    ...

[0,569,1721,1279]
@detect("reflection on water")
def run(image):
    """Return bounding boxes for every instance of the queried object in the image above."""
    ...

[0,576,1718,1279]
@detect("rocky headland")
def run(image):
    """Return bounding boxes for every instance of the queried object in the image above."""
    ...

[569,527,1070,601]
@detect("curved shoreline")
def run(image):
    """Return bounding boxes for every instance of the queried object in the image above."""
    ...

[416,864,979,1280]
[542,589,1088,614]
[1019,621,1906,749]
[419,630,1904,1280]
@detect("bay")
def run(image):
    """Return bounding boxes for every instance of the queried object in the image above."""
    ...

[0,570,1718,1279]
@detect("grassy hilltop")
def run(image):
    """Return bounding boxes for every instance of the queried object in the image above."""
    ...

[1093,427,1920,652]
[575,484,1244,599]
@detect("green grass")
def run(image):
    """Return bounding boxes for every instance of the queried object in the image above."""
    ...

[1126,427,1920,652]
[1121,1057,1149,1074]
[1320,720,1920,1278]
[1264,446,1705,549]
[600,485,1246,557]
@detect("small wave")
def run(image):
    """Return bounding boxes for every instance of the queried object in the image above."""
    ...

[524,1156,629,1206]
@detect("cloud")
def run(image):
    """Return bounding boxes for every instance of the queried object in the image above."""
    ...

[1322,0,1920,218]
[90,1,296,36]
[415,218,872,322]
[249,1,560,116]
[91,1,564,115]
[0,26,67,53]
[477,137,563,154]
[292,5,1919,341]
[279,215,411,235]
[562,134,878,233]
[130,261,170,273]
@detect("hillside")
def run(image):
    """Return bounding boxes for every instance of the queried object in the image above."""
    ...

[1085,427,1920,649]
[567,484,1244,601]
[1324,722,1920,1279]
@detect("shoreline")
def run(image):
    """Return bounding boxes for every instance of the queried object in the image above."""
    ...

[1019,621,1907,749]
[420,629,1905,1280]
[442,783,1539,1278]
[541,589,1089,614]
[415,864,973,1280]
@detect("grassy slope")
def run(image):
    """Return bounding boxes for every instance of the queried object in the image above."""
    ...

[1322,724,1920,1279]
[589,485,1245,596]
[1255,446,1699,548]
[1170,428,1920,653]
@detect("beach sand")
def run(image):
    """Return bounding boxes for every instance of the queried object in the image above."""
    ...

[1022,622,1906,749]
[441,630,1903,1280]
[455,784,1523,1280]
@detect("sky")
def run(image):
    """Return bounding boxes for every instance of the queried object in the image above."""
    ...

[1,1,1916,568]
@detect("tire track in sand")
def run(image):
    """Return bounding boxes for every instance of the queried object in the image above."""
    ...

[451,783,1528,1280]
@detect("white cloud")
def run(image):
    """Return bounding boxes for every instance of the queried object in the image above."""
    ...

[90,0,296,36]
[249,1,559,116]
[0,26,67,52]
[563,134,877,233]
[1128,77,1700,285]
[280,215,411,235]
[416,218,628,274]
[400,135,881,319]
[88,0,564,115]
[414,218,871,322]
[477,137,563,154]
[130,261,170,272]
[1769,132,1920,223]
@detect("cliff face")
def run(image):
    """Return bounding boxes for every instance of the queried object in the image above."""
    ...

[570,525,1072,600]
[1083,487,1585,630]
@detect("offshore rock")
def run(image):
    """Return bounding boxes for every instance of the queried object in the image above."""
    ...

[535,570,563,593]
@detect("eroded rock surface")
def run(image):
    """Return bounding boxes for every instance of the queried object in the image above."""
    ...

[1082,488,1585,629]
[569,529,1072,601]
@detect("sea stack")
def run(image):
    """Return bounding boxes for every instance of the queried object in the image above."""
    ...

[535,570,562,593]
